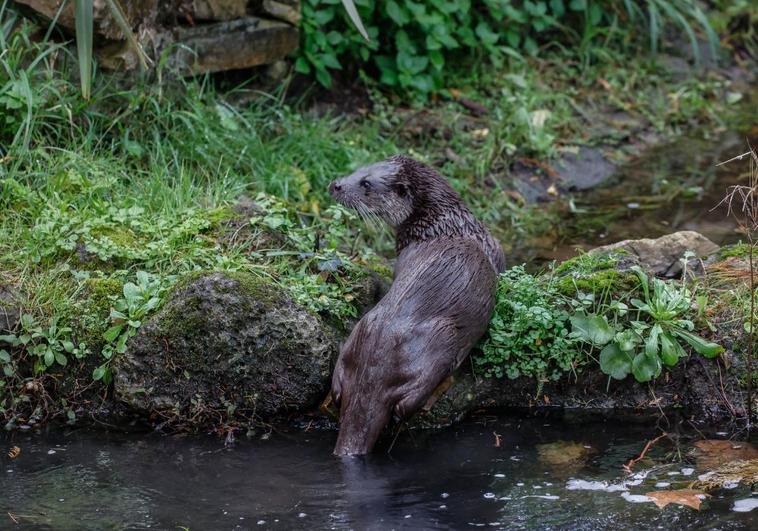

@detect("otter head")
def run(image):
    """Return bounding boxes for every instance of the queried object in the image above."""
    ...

[328,157,414,227]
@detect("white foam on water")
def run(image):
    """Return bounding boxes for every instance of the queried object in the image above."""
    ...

[256,521,265,525]
[681,467,695,476]
[565,479,628,492]
[494,473,505,478]
[297,513,306,518]
[483,492,496,499]
[654,482,671,488]
[516,482,524,487]
[732,498,758,512]
[666,471,681,476]
[521,495,560,500]
[621,492,652,504]
[441,492,450,498]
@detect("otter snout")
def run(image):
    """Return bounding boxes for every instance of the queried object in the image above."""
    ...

[328,180,343,196]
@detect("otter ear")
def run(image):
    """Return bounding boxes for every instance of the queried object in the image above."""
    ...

[392,182,408,197]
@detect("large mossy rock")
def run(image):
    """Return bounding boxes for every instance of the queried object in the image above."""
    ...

[114,272,337,429]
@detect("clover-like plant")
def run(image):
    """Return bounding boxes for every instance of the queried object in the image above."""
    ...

[571,265,723,382]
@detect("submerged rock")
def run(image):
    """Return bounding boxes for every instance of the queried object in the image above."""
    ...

[114,271,337,429]
[591,230,719,277]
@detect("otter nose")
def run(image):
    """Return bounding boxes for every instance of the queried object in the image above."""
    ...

[329,181,342,194]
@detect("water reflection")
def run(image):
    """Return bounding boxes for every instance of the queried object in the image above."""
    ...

[1,416,757,530]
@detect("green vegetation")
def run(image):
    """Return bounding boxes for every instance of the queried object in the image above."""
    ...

[299,0,717,96]
[0,0,753,423]
[478,254,724,384]
[477,265,582,381]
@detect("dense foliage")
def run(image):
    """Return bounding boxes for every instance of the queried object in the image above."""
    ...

[298,0,717,95]
[478,255,723,384]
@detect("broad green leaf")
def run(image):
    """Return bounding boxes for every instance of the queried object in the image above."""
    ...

[632,351,661,382]
[615,329,640,352]
[660,332,687,366]
[0,335,19,346]
[599,343,632,380]
[62,340,75,353]
[20,313,35,329]
[645,323,661,357]
[0,350,10,363]
[674,330,724,358]
[92,365,106,381]
[570,313,614,346]
[123,282,140,302]
[103,325,123,343]
[54,352,68,366]
[44,347,55,367]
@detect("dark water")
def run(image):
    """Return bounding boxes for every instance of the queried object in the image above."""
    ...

[2,415,756,530]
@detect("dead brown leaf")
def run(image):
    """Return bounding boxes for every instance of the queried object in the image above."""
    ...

[597,78,612,91]
[645,489,709,510]
[692,439,758,469]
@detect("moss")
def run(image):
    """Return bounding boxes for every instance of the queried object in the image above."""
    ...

[554,250,628,275]
[223,271,283,305]
[719,242,752,259]
[205,205,237,226]
[73,277,123,348]
[554,269,640,297]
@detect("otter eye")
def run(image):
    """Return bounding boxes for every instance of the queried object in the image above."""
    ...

[360,179,372,190]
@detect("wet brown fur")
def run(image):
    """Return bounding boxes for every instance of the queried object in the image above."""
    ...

[328,156,505,456]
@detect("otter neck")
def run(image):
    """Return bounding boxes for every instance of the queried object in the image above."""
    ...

[394,185,481,254]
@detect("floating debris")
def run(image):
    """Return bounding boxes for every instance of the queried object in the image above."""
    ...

[693,459,758,491]
[645,489,709,510]
[621,492,652,503]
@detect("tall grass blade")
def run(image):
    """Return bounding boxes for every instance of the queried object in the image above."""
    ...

[103,0,150,70]
[74,0,93,100]
[658,1,700,64]
[339,0,369,41]
[647,1,660,54]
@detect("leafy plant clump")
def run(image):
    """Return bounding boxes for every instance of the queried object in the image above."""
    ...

[299,0,717,96]
[477,266,583,381]
[571,266,724,382]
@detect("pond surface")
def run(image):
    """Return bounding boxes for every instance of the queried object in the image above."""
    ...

[2,414,756,530]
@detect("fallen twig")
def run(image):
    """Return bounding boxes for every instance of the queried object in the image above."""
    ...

[623,433,668,473]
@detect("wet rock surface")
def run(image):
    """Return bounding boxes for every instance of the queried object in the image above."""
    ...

[170,17,299,75]
[114,271,337,428]
[591,230,720,277]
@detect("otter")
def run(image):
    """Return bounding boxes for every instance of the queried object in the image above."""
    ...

[328,155,505,456]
